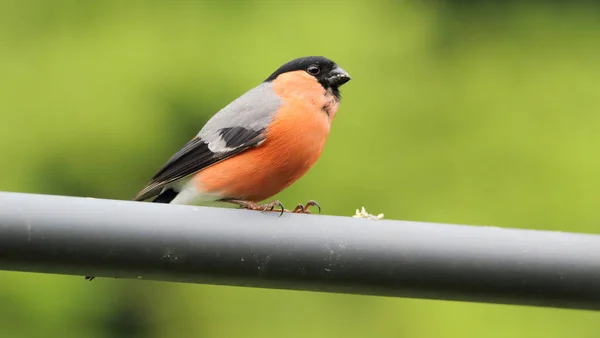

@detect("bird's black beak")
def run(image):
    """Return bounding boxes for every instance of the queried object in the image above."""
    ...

[327,66,351,87]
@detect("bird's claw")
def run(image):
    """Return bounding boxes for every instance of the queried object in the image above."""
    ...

[293,204,305,213]
[260,200,286,216]
[224,199,320,216]
[292,200,321,214]
[226,199,286,216]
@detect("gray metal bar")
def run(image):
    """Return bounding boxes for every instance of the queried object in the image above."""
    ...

[0,191,599,310]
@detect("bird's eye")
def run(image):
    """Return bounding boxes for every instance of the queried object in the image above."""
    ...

[307,64,320,75]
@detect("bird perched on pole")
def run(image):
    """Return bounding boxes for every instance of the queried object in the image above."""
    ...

[84,56,350,281]
[136,55,351,214]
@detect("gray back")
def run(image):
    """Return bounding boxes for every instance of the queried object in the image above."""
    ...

[198,82,283,152]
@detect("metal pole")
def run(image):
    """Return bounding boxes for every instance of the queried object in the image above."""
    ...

[0,191,599,310]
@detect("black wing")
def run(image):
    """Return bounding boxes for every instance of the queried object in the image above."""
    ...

[133,127,265,201]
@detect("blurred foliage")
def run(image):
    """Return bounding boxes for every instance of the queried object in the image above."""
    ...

[1,1,600,337]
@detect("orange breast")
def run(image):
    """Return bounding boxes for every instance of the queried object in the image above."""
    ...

[194,71,339,202]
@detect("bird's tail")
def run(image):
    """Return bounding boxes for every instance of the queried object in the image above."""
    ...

[151,188,178,204]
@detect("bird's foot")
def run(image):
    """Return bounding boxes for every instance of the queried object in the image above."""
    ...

[223,199,321,216]
[226,199,287,216]
[292,200,321,214]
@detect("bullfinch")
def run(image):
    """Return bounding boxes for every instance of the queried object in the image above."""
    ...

[135,56,351,213]
[84,56,350,281]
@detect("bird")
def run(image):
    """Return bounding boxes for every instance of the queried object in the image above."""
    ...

[136,55,351,213]
[84,56,350,281]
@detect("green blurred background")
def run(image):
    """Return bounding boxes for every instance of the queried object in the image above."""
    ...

[1,0,600,337]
